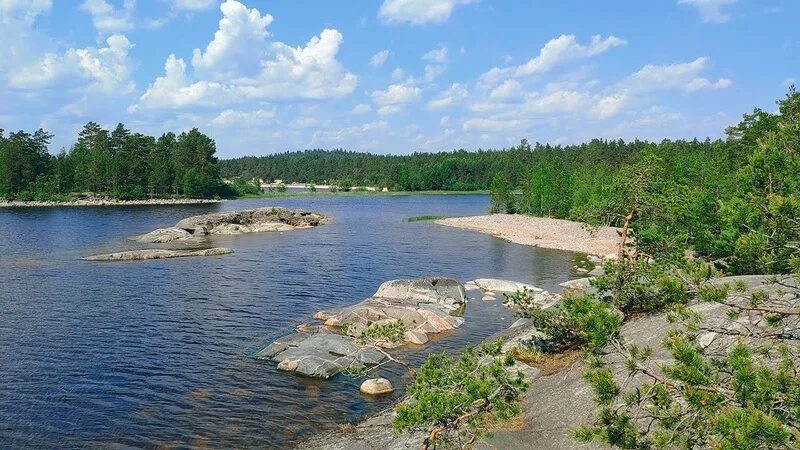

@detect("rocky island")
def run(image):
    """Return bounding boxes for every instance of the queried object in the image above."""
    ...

[135,207,328,243]
[83,207,328,261]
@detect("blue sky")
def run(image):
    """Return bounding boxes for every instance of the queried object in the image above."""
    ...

[0,0,798,158]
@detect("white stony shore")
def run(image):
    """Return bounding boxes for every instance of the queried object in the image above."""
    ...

[0,198,221,208]
[437,214,621,257]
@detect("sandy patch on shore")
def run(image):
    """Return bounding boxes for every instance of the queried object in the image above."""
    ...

[436,214,620,256]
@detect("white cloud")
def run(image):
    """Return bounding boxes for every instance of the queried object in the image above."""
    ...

[371,82,420,106]
[370,49,389,68]
[172,0,216,11]
[211,108,275,126]
[10,33,135,94]
[489,79,523,100]
[620,57,732,93]
[591,94,628,119]
[378,0,476,25]
[377,105,402,116]
[352,103,372,114]
[463,118,526,132]
[310,120,389,145]
[135,54,229,110]
[135,1,356,110]
[191,0,273,77]
[480,34,626,87]
[685,77,732,92]
[0,0,51,24]
[423,46,448,64]
[427,83,468,110]
[80,0,135,33]
[678,0,737,23]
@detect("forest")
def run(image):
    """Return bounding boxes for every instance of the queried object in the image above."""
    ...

[0,123,226,200]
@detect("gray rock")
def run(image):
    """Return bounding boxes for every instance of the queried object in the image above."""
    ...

[82,247,233,261]
[257,330,386,379]
[318,277,467,345]
[470,278,542,294]
[559,277,596,294]
[132,227,193,243]
[135,207,328,243]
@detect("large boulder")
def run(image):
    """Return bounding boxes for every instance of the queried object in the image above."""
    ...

[135,207,328,243]
[82,247,233,261]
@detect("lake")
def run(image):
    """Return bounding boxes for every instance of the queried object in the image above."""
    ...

[0,194,583,449]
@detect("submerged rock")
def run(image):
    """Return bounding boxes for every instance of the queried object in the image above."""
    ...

[360,378,394,395]
[135,207,328,243]
[82,247,233,261]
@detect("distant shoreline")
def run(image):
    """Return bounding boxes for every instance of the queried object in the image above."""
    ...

[237,189,490,199]
[0,198,222,208]
[436,214,621,257]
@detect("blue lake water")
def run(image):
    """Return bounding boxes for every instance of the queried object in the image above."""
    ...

[0,194,583,449]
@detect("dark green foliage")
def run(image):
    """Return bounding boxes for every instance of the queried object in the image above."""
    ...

[0,123,225,200]
[394,341,528,448]
[489,173,515,213]
[577,261,800,449]
[506,289,622,353]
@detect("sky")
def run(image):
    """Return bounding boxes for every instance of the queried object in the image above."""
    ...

[0,0,798,158]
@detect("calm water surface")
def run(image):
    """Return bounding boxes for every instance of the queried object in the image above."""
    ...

[0,194,583,449]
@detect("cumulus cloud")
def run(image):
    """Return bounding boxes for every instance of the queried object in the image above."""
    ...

[378,0,476,25]
[620,57,732,93]
[480,34,627,87]
[191,0,273,77]
[10,33,135,94]
[423,46,448,64]
[370,49,389,68]
[352,103,372,114]
[371,82,420,107]
[80,0,135,33]
[427,83,468,110]
[134,0,356,111]
[678,0,737,23]
[211,108,275,126]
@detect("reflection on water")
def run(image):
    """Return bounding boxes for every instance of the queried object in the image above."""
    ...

[0,195,583,448]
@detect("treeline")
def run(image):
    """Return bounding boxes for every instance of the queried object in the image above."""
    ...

[499,88,797,276]
[0,123,226,201]
[219,140,651,191]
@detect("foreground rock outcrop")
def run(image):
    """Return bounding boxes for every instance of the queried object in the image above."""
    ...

[314,277,466,345]
[83,248,233,261]
[257,277,467,378]
[255,329,387,379]
[135,207,328,243]
[299,274,799,450]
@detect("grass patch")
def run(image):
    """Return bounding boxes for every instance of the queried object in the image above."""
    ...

[407,215,447,222]
[510,345,542,365]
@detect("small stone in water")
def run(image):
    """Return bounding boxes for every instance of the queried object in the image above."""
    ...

[360,378,394,395]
